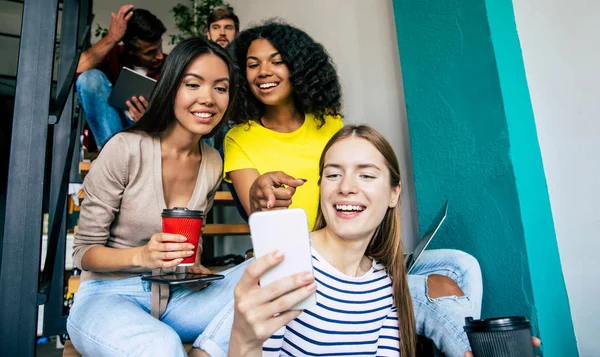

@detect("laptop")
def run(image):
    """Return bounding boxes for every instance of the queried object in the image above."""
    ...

[404,201,448,273]
[107,67,157,111]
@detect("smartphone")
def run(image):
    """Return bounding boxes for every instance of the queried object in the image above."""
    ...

[142,273,224,285]
[248,208,317,310]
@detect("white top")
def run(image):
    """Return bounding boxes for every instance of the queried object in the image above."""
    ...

[262,248,401,356]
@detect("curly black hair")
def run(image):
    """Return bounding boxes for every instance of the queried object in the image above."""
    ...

[230,19,343,127]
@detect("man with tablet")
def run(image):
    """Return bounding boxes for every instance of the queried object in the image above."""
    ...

[75,5,167,148]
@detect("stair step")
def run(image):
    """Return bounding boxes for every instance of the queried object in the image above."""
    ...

[203,223,249,236]
[214,191,234,202]
[67,275,80,295]
[79,161,91,177]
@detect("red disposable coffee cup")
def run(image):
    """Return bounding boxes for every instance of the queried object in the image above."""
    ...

[161,208,204,266]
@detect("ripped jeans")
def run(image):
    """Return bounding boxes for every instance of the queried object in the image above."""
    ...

[409,249,482,357]
[193,249,482,357]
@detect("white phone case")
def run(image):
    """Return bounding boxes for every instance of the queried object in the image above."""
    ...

[248,208,317,311]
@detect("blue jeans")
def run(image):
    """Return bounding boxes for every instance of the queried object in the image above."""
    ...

[193,249,482,357]
[409,249,482,357]
[76,69,133,148]
[66,262,247,357]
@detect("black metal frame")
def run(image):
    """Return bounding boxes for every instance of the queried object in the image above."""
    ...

[42,0,92,336]
[0,0,92,354]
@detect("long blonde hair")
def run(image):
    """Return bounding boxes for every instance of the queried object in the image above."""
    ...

[313,125,416,357]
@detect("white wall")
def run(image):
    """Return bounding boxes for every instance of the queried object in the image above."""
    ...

[512,1,600,355]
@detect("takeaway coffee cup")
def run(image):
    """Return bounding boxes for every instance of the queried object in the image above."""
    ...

[464,316,535,357]
[161,208,204,266]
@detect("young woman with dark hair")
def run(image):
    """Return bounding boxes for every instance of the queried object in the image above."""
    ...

[67,37,244,356]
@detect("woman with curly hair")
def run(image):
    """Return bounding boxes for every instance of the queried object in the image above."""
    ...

[223,20,343,229]
[190,21,483,357]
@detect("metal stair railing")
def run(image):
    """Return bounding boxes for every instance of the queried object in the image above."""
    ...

[0,0,92,355]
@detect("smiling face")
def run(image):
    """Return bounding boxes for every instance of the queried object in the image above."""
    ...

[245,39,294,107]
[172,53,230,137]
[320,136,401,242]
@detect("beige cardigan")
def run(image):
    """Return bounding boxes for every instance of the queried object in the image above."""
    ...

[72,132,223,282]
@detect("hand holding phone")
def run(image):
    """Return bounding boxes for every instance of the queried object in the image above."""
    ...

[248,208,317,310]
[229,251,317,357]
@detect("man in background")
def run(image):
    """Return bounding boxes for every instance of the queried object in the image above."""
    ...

[206,6,239,48]
[203,7,240,149]
[76,5,167,148]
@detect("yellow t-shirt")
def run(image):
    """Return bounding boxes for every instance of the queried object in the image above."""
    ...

[223,114,343,229]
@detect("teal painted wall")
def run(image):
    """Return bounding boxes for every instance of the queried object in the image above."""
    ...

[392,0,535,320]
[392,0,577,355]
[484,0,578,355]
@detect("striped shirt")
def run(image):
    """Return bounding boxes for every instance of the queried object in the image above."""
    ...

[262,249,400,356]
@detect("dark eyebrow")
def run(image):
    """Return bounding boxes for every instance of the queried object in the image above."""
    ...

[143,47,160,54]
[323,163,382,171]
[246,52,281,62]
[143,41,162,54]
[357,164,381,170]
[183,74,230,83]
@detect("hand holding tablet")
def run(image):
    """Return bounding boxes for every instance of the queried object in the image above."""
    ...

[108,67,157,112]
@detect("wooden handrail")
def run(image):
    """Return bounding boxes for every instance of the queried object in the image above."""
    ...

[203,224,249,236]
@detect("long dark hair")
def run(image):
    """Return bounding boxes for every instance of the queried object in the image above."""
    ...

[313,125,417,357]
[126,36,238,137]
[230,19,342,127]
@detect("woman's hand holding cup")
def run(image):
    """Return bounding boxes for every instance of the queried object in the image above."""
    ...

[229,250,317,356]
[133,232,195,269]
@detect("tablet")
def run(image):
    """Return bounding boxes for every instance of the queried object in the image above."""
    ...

[107,67,157,111]
[248,208,317,310]
[405,201,448,273]
[141,273,224,286]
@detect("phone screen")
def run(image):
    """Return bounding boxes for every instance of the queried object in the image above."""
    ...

[248,208,316,310]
